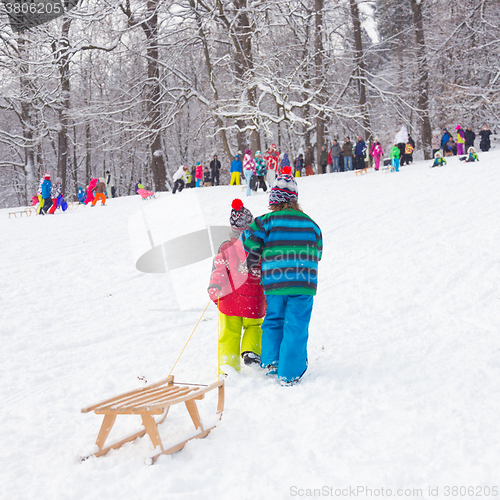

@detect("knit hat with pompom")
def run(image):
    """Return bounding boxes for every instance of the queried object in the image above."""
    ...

[229,198,253,231]
[269,167,298,205]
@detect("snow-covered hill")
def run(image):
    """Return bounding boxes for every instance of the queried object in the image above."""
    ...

[1,152,499,500]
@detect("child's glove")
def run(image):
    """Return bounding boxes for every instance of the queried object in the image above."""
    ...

[208,287,221,302]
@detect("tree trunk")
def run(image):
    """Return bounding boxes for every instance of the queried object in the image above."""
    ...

[349,0,371,141]
[140,1,167,190]
[18,35,36,204]
[409,0,432,159]
[315,0,325,172]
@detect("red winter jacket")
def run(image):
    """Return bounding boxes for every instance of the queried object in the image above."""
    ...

[208,238,266,318]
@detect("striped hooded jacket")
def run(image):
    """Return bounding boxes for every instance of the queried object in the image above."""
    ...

[242,209,322,296]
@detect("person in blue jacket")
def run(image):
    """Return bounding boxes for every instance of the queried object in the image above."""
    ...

[441,128,451,156]
[40,173,52,215]
[230,154,243,185]
[353,136,367,170]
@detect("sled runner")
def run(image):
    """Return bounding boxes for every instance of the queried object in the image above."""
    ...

[81,375,224,464]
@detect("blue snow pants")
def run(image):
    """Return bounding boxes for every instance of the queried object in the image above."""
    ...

[261,294,314,383]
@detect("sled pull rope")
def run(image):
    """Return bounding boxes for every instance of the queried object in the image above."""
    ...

[168,300,211,377]
[217,296,220,382]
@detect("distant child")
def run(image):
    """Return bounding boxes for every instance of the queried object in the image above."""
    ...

[230,154,242,185]
[48,177,63,214]
[460,147,479,163]
[78,186,86,204]
[404,141,414,164]
[279,153,291,173]
[40,173,52,215]
[390,144,400,172]
[255,151,267,192]
[208,199,265,374]
[294,154,304,177]
[195,162,203,188]
[456,125,465,156]
[370,139,384,170]
[243,149,256,196]
[241,167,323,386]
[92,178,107,206]
[431,151,447,168]
[203,166,212,187]
[36,174,45,214]
[134,180,144,194]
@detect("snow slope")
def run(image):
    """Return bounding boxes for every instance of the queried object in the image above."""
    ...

[1,152,499,500]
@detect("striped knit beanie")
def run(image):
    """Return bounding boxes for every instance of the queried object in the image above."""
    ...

[229,199,253,231]
[269,167,298,205]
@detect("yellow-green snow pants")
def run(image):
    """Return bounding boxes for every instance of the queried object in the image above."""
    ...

[219,313,263,373]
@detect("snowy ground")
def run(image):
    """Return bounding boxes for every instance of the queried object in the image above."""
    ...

[1,151,499,500]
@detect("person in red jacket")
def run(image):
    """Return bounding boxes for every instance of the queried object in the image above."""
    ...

[208,199,266,374]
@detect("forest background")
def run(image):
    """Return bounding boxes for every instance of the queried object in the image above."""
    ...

[0,0,498,208]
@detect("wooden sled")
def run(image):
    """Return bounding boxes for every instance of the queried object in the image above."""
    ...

[8,206,36,218]
[355,167,369,176]
[81,375,224,464]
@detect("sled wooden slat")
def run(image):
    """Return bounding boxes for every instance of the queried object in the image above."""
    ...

[81,376,224,464]
[96,384,187,412]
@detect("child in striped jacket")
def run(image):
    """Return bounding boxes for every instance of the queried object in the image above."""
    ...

[241,167,323,386]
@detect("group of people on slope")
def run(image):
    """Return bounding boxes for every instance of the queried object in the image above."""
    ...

[229,144,280,196]
[171,155,222,193]
[207,167,322,386]
[436,125,492,158]
[33,173,66,215]
[77,171,115,206]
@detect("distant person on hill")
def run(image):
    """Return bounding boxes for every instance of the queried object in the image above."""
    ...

[264,143,279,186]
[404,140,415,165]
[279,153,291,174]
[390,144,400,172]
[210,154,221,186]
[230,154,242,185]
[91,178,107,206]
[195,162,203,188]
[172,165,188,194]
[342,137,353,172]
[431,151,447,168]
[85,178,98,205]
[304,146,314,176]
[207,199,265,375]
[441,128,451,156]
[36,174,45,214]
[40,173,52,215]
[254,151,267,192]
[294,154,304,177]
[48,177,63,214]
[479,125,492,152]
[370,138,384,171]
[241,166,322,386]
[135,180,144,194]
[243,148,256,196]
[445,137,457,156]
[456,125,466,156]
[464,127,475,151]
[203,167,212,187]
[319,145,328,174]
[330,140,341,173]
[354,136,366,170]
[460,147,479,163]
[105,170,115,198]
[189,167,196,188]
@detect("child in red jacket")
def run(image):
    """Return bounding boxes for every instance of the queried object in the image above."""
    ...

[208,199,266,374]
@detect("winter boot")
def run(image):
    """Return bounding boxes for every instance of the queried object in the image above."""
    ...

[242,351,261,366]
